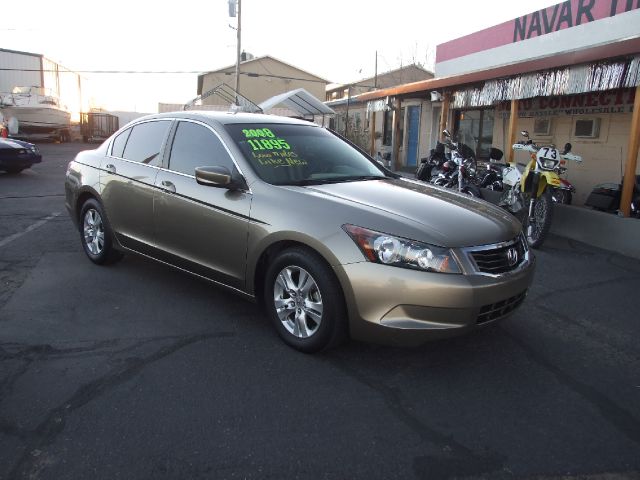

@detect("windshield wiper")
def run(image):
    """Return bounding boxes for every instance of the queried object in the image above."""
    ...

[275,179,326,186]
[276,175,386,186]
[330,175,386,183]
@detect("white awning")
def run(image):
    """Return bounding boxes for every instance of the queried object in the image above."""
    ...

[259,88,335,117]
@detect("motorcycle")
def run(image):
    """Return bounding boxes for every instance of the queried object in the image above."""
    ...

[415,142,447,182]
[431,130,480,196]
[550,161,576,204]
[585,175,640,218]
[503,131,582,248]
[476,147,506,191]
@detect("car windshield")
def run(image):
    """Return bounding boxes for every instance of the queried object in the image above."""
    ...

[225,123,386,185]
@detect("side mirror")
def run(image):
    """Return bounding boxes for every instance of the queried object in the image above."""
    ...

[442,129,451,138]
[521,130,529,138]
[562,142,572,154]
[195,166,244,190]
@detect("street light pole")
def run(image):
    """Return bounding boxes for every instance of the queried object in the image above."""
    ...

[235,0,242,98]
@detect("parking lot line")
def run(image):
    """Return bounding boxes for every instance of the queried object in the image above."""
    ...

[0,212,61,248]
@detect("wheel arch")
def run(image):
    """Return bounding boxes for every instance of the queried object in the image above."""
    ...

[75,188,102,230]
[251,237,345,308]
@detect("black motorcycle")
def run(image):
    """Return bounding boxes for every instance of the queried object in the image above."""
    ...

[415,142,447,182]
[432,130,480,196]
[585,175,640,218]
[475,147,505,191]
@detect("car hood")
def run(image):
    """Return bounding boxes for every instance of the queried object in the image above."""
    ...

[0,138,35,150]
[301,177,521,247]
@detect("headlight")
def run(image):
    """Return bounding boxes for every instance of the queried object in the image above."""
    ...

[541,159,559,170]
[342,225,461,274]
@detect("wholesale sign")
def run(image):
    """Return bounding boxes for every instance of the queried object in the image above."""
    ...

[497,89,636,118]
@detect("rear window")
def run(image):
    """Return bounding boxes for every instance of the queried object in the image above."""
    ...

[225,124,384,185]
[121,120,171,165]
[111,128,131,158]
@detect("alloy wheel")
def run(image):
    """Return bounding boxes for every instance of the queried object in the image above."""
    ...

[273,266,323,338]
[83,208,105,255]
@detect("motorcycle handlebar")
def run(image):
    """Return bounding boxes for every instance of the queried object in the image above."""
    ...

[512,143,583,164]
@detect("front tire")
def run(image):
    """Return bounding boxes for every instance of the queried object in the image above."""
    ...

[79,199,123,265]
[264,248,347,353]
[552,188,572,205]
[525,189,554,249]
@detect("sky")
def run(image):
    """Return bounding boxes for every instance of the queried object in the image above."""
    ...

[2,0,556,112]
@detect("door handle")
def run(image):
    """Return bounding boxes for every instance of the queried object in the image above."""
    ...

[161,180,176,193]
[104,163,116,174]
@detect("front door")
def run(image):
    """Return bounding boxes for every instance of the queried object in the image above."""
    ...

[406,105,421,167]
[153,120,251,290]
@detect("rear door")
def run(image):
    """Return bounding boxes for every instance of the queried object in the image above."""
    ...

[100,119,172,252]
[153,120,252,289]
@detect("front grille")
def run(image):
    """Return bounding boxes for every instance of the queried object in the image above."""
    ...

[477,290,527,324]
[470,237,527,275]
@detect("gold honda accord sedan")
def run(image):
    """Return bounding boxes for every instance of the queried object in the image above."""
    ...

[65,112,535,352]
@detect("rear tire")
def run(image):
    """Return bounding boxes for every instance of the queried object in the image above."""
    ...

[525,189,554,249]
[462,185,481,197]
[264,248,347,353]
[79,198,123,265]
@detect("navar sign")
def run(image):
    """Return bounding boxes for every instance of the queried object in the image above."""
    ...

[435,0,640,77]
[513,0,638,41]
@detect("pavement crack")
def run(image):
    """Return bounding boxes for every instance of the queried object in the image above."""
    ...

[531,275,639,302]
[0,417,33,442]
[504,330,640,447]
[327,357,505,479]
[0,358,33,405]
[0,340,120,361]
[0,194,65,201]
[531,302,640,363]
[6,331,234,480]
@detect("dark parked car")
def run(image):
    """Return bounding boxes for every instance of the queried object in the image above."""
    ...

[0,138,42,173]
[65,112,535,352]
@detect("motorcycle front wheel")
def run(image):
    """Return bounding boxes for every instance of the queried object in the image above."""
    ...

[552,188,572,205]
[524,189,554,248]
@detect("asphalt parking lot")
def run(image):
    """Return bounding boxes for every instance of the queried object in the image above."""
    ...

[1,143,639,480]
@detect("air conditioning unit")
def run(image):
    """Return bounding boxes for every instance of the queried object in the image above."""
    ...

[533,117,552,136]
[574,118,601,138]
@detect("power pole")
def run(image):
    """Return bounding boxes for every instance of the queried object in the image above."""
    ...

[235,0,242,98]
[374,51,378,89]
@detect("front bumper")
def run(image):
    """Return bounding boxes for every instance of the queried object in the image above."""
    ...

[334,252,535,347]
[0,154,42,170]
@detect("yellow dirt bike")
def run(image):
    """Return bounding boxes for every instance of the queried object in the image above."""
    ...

[500,131,582,248]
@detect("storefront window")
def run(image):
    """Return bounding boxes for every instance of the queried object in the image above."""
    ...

[383,110,393,146]
[455,109,494,160]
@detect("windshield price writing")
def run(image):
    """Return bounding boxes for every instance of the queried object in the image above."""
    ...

[243,128,291,151]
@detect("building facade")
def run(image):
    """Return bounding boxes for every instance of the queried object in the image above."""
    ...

[197,56,328,108]
[325,65,435,169]
[435,0,640,206]
[350,0,640,212]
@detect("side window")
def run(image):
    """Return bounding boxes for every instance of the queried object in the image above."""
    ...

[121,120,171,166]
[111,128,131,158]
[168,121,235,176]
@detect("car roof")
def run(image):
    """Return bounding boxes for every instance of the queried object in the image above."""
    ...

[139,111,319,128]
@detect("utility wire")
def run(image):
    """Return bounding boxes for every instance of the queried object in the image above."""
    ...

[0,68,329,84]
